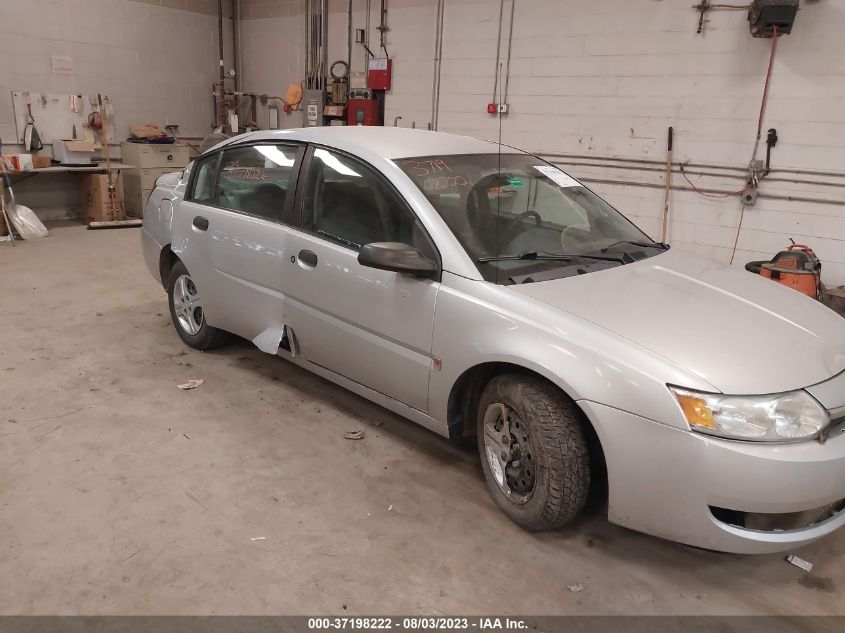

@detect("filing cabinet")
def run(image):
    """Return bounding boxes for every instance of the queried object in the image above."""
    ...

[120,142,190,217]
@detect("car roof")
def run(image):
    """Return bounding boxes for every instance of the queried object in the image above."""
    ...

[218,126,520,160]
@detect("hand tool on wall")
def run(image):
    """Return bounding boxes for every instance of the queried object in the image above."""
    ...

[660,126,673,244]
[23,92,43,152]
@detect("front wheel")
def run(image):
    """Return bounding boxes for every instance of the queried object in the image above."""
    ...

[477,374,590,531]
[166,261,230,350]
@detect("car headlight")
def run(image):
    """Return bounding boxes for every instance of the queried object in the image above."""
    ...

[669,386,829,442]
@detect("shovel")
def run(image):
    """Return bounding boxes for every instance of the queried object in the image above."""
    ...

[23,92,43,153]
[0,139,47,241]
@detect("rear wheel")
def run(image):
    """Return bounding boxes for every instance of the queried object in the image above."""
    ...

[166,261,230,350]
[477,374,590,531]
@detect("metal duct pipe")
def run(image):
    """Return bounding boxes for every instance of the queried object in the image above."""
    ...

[379,0,388,55]
[217,0,226,127]
[430,0,445,130]
[304,0,310,86]
[491,0,505,104]
[233,0,241,92]
[503,0,516,103]
[322,0,329,90]
[347,0,353,79]
[365,0,372,73]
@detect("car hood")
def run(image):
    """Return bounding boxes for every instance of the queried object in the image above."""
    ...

[510,249,845,395]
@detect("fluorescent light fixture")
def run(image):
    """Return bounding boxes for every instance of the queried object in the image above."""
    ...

[256,145,296,167]
[315,148,361,177]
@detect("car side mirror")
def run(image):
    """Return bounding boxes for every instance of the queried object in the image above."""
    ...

[358,242,437,278]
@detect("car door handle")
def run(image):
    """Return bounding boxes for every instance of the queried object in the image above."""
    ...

[298,249,318,267]
[192,216,209,231]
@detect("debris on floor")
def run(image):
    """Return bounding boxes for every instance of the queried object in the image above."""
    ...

[387,504,393,511]
[344,430,365,440]
[786,554,814,572]
[568,584,585,593]
[250,537,266,542]
[177,379,204,390]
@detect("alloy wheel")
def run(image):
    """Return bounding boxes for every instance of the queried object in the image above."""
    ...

[172,274,204,336]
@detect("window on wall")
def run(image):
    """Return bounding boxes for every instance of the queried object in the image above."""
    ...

[212,145,299,222]
[302,147,434,256]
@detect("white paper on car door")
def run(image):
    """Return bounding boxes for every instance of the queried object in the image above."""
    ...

[533,165,582,188]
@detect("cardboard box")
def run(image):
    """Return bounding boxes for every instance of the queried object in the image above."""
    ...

[54,140,94,165]
[1,153,34,172]
[80,174,124,223]
[32,155,52,169]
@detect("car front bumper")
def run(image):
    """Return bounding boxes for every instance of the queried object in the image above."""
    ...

[579,400,845,554]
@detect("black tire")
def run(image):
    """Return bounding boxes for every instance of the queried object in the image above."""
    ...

[476,374,590,531]
[166,260,230,351]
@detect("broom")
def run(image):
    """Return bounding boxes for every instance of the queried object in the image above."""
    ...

[88,94,141,230]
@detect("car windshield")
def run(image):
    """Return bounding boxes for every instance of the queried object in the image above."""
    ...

[397,153,665,283]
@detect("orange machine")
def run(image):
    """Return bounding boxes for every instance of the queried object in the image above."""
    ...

[746,243,822,300]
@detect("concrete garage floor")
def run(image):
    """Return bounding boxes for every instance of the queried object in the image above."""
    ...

[1,225,844,616]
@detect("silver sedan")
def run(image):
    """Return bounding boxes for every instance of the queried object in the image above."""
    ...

[142,127,845,554]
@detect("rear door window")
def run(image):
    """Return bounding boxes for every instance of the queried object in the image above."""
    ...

[213,145,300,222]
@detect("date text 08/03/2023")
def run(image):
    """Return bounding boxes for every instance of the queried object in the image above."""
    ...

[307,617,529,630]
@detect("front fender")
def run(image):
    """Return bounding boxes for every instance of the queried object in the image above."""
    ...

[429,273,716,430]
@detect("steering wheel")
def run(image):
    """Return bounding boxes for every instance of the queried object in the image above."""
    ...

[501,210,542,242]
[560,223,590,250]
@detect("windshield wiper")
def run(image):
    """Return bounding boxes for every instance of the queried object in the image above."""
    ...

[477,250,626,264]
[601,239,669,253]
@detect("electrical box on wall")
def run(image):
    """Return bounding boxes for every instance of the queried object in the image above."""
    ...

[347,99,381,126]
[748,0,799,37]
[367,58,392,91]
[303,89,326,127]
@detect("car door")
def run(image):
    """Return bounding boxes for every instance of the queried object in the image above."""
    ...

[176,142,304,349]
[282,146,441,412]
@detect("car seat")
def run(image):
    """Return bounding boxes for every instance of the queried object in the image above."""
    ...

[240,182,286,220]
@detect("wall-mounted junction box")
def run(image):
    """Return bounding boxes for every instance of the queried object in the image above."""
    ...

[303,89,326,127]
[748,0,800,37]
[367,58,392,91]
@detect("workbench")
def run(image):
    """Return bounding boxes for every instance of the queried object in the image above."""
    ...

[4,163,134,185]
[2,163,136,227]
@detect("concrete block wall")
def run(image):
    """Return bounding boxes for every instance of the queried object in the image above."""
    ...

[241,0,437,128]
[0,0,232,219]
[239,0,845,285]
[239,0,304,129]
[0,0,233,144]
